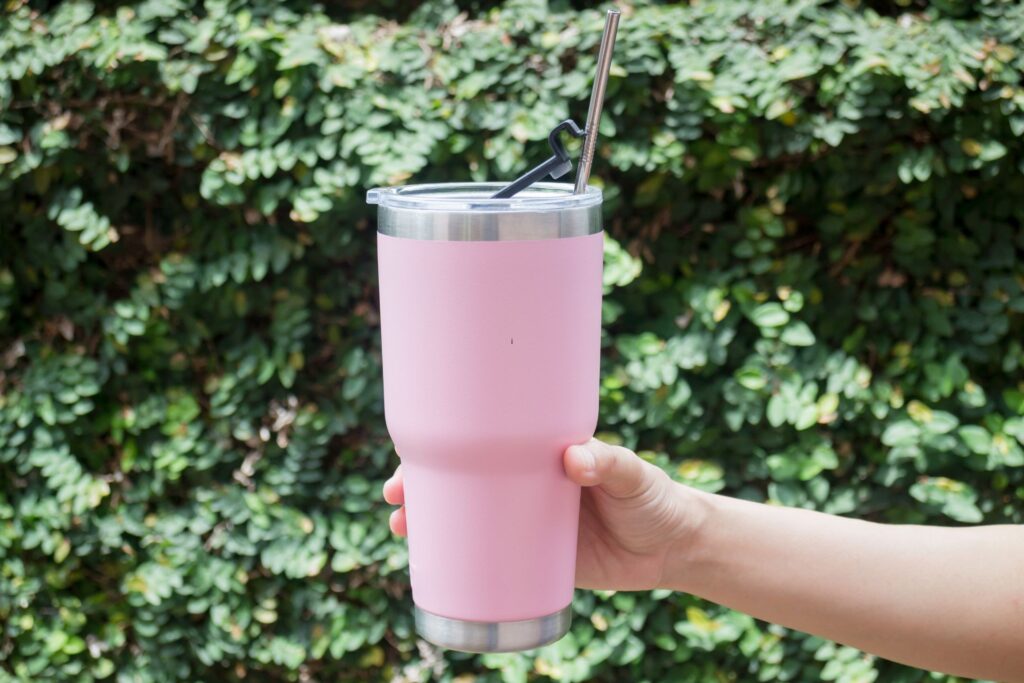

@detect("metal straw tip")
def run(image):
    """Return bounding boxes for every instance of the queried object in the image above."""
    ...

[573,8,621,194]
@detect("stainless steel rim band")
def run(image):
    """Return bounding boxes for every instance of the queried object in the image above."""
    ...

[376,204,602,241]
[414,605,572,653]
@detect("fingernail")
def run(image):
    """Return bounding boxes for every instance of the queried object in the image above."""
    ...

[578,445,597,474]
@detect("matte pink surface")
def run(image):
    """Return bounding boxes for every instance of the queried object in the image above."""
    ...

[377,231,603,622]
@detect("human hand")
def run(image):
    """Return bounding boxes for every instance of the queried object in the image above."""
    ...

[382,437,699,591]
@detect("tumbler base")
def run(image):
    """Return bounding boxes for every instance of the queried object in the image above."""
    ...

[414,605,572,653]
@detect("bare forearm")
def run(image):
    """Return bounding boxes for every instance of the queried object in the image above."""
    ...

[665,487,1024,682]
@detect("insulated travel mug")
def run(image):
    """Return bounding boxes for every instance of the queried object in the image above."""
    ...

[368,182,603,652]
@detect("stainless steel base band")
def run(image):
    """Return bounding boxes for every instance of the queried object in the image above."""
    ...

[414,605,572,653]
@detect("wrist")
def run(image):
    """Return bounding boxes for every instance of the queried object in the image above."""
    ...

[656,483,719,593]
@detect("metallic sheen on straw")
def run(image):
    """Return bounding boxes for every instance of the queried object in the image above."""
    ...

[573,9,621,194]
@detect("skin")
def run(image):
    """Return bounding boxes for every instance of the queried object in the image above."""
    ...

[383,438,1024,682]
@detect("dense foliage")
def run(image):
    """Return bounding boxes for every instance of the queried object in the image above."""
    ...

[2,0,1024,680]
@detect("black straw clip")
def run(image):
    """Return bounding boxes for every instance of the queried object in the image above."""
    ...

[490,119,585,199]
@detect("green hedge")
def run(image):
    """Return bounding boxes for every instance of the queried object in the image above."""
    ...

[2,0,1024,680]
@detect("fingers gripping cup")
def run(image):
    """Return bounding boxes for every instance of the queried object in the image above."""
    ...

[368,182,603,652]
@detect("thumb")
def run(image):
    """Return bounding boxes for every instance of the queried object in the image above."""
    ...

[563,438,650,499]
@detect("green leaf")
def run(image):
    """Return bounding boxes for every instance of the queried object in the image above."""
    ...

[882,420,919,447]
[767,393,787,427]
[780,321,815,346]
[957,425,991,454]
[736,366,768,391]
[1004,389,1024,415]
[750,303,790,328]
[910,477,983,523]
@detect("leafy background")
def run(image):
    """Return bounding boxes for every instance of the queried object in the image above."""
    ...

[2,0,1024,680]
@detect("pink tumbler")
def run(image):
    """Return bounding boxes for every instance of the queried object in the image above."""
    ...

[368,182,603,652]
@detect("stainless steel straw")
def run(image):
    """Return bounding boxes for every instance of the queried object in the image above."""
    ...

[573,9,621,194]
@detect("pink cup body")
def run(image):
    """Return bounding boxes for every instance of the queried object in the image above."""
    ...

[377,230,603,622]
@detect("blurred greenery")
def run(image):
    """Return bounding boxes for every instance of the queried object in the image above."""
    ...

[2,0,1023,680]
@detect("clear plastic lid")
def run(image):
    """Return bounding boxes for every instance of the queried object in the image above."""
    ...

[366,182,602,213]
